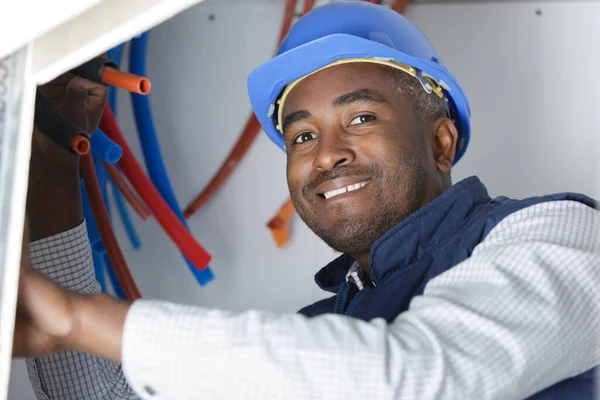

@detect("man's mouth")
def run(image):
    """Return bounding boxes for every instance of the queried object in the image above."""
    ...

[314,177,371,200]
[323,181,369,199]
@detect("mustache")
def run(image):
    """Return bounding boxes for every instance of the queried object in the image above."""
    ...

[303,165,376,196]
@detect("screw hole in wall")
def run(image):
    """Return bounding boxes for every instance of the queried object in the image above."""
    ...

[535,9,542,16]
[208,13,216,21]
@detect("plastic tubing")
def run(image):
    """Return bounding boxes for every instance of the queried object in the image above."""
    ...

[92,251,108,293]
[302,0,315,14]
[103,161,152,220]
[183,0,298,218]
[71,56,150,95]
[104,253,127,299]
[102,67,151,95]
[107,44,124,113]
[94,156,112,218]
[99,105,213,270]
[91,128,123,164]
[391,0,410,13]
[183,115,261,217]
[266,198,296,248]
[129,32,214,285]
[106,44,144,251]
[110,180,142,250]
[81,181,104,253]
[80,153,142,300]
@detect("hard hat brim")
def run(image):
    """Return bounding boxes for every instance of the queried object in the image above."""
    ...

[247,33,471,164]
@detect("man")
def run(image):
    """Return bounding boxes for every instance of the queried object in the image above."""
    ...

[13,2,600,399]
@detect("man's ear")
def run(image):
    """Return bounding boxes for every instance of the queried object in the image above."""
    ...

[432,118,458,173]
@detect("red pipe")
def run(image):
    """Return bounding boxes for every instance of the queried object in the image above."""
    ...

[103,161,152,220]
[80,154,142,300]
[183,0,298,218]
[99,105,212,270]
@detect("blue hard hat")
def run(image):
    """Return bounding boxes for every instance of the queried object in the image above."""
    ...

[247,1,471,164]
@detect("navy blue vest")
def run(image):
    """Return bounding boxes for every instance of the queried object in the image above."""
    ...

[299,176,597,399]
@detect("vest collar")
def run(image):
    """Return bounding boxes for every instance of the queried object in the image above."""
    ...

[314,176,491,293]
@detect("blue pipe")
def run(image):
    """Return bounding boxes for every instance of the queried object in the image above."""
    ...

[110,181,142,250]
[93,156,112,219]
[107,44,124,114]
[92,251,107,293]
[129,32,214,286]
[104,254,126,299]
[90,128,122,164]
[106,43,143,251]
[81,181,104,253]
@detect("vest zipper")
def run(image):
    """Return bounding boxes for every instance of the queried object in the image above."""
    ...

[333,283,350,314]
[344,290,366,316]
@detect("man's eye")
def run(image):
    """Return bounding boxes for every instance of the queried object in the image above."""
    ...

[349,115,376,126]
[294,132,316,144]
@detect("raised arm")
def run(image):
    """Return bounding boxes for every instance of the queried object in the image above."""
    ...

[18,67,138,400]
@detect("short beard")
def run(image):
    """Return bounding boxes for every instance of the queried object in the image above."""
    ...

[291,149,429,255]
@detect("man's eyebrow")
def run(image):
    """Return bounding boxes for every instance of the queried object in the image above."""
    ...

[332,88,391,108]
[282,110,311,135]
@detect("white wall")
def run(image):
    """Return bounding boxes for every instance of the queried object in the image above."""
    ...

[9,0,600,398]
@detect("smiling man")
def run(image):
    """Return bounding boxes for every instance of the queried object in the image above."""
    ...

[13,2,600,400]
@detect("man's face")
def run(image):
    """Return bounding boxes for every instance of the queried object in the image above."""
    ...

[281,63,437,255]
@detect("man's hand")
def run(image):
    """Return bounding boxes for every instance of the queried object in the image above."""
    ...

[12,220,79,357]
[32,71,108,170]
[13,220,130,361]
[27,61,109,242]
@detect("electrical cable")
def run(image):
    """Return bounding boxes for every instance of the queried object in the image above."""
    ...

[92,251,108,293]
[106,43,144,250]
[103,161,152,220]
[99,105,213,271]
[391,0,410,14]
[80,153,142,300]
[110,180,142,250]
[81,181,104,253]
[129,31,214,286]
[90,128,123,164]
[104,253,127,299]
[71,55,150,95]
[266,198,296,248]
[107,44,125,113]
[183,0,298,218]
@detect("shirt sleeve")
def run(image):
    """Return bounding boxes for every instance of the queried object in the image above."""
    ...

[121,200,600,400]
[26,221,140,400]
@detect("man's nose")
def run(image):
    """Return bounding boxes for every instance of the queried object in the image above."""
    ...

[312,131,355,171]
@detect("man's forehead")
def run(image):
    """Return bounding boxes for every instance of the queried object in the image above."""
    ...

[282,63,390,113]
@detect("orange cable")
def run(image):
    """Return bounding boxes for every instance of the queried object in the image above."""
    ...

[70,135,90,155]
[266,199,296,248]
[391,0,410,14]
[183,0,298,218]
[80,154,142,300]
[103,161,152,220]
[101,66,151,95]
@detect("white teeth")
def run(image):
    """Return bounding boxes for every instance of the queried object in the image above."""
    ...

[323,181,368,200]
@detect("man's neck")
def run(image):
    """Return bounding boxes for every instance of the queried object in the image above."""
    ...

[353,252,370,273]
